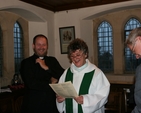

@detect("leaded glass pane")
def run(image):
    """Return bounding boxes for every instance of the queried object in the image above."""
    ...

[0,26,2,77]
[14,22,24,74]
[97,21,113,72]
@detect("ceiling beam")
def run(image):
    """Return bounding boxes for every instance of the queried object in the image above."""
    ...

[55,0,132,12]
[20,0,132,12]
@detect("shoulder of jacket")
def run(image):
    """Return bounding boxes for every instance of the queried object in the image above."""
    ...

[45,56,56,60]
[22,55,34,63]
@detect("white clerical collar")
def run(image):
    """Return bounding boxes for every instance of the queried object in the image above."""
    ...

[39,57,44,60]
[74,61,88,72]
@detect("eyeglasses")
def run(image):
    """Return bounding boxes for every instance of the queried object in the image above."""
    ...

[70,52,84,59]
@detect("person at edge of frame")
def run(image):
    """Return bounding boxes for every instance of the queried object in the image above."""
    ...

[125,27,141,113]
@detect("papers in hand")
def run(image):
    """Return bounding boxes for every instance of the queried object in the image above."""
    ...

[49,81,78,98]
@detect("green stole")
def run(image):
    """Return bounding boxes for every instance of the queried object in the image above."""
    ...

[65,68,94,113]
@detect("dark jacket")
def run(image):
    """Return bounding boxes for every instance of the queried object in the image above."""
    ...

[132,64,141,113]
[20,54,64,113]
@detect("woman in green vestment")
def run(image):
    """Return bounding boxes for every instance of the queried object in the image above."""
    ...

[56,38,110,113]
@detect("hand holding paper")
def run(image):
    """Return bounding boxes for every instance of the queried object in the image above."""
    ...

[49,81,78,98]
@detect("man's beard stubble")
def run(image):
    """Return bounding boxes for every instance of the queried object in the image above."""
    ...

[34,49,47,57]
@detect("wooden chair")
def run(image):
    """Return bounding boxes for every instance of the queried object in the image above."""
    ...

[123,89,135,113]
[105,91,122,113]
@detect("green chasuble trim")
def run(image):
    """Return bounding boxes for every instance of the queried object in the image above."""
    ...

[65,68,73,113]
[65,68,95,113]
[78,70,94,113]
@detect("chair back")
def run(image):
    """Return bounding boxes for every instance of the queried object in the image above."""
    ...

[105,91,122,113]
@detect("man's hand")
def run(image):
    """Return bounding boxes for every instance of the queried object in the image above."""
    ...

[36,58,49,70]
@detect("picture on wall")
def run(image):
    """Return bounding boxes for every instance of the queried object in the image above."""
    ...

[59,26,75,54]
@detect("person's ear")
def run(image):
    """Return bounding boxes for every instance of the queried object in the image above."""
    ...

[85,53,88,58]
[138,36,141,41]
[32,44,34,49]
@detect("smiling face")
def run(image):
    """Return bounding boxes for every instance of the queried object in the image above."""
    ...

[70,49,87,67]
[67,38,89,67]
[33,36,48,57]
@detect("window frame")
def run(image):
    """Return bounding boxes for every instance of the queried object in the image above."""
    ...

[13,21,24,74]
[97,21,113,73]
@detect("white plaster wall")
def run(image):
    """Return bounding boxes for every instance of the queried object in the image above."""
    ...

[0,0,141,70]
[0,0,55,56]
[0,0,55,86]
[54,0,141,69]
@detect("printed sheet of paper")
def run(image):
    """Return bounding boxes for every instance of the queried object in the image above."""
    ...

[49,81,78,98]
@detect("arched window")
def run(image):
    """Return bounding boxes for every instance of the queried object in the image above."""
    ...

[97,21,113,72]
[13,22,24,74]
[0,26,3,77]
[124,17,141,72]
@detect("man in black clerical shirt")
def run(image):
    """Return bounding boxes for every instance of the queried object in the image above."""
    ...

[20,34,64,113]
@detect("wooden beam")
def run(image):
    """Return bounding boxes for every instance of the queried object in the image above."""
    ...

[20,0,132,12]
